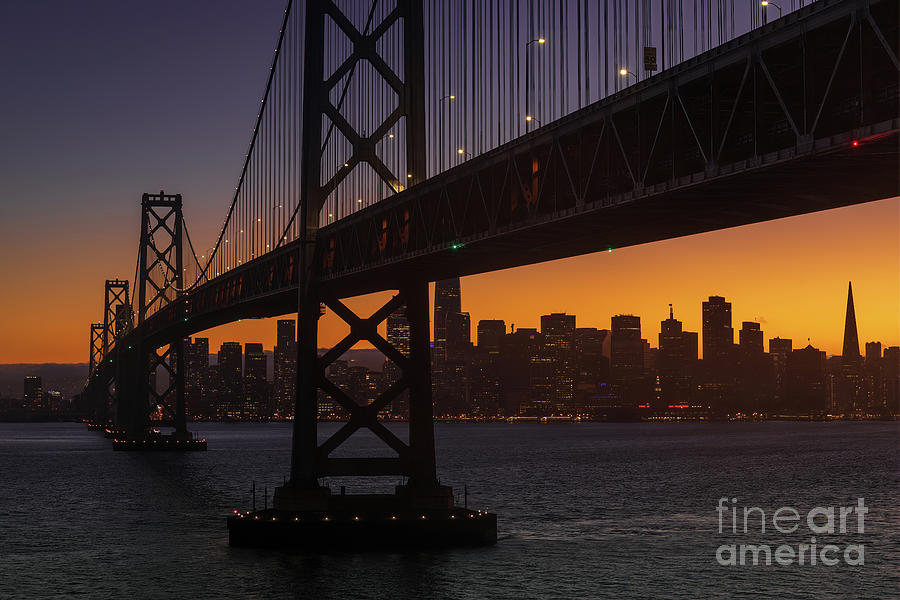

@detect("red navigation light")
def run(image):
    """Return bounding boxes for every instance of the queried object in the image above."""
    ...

[851,140,859,147]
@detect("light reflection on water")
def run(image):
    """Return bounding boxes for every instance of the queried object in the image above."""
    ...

[0,421,897,599]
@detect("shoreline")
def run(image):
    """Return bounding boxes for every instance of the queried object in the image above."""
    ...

[1,415,897,424]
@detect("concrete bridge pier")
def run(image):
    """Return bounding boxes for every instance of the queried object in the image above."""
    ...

[254,280,493,548]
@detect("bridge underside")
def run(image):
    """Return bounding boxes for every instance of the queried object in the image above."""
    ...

[150,128,897,346]
[323,132,898,297]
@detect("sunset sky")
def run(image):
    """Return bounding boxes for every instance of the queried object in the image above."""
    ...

[196,196,900,360]
[0,1,897,364]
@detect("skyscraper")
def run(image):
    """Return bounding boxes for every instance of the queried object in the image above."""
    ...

[769,337,793,356]
[611,314,644,405]
[839,282,864,410]
[739,322,764,355]
[23,376,42,412]
[842,282,861,361]
[769,337,793,408]
[658,305,697,406]
[574,327,610,413]
[184,337,211,419]
[273,319,297,418]
[445,311,471,362]
[443,310,471,414]
[865,341,882,363]
[737,321,768,411]
[476,320,506,355]
[217,342,243,420]
[433,278,461,368]
[499,328,545,416]
[324,359,350,418]
[541,313,576,412]
[787,344,827,412]
[611,315,643,379]
[883,346,899,413]
[700,296,736,412]
[433,278,468,415]
[465,320,506,417]
[386,308,411,355]
[44,391,62,412]
[864,341,883,411]
[384,307,410,417]
[702,296,734,367]
[244,342,268,419]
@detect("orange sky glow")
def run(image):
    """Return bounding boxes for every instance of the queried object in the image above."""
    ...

[2,197,896,364]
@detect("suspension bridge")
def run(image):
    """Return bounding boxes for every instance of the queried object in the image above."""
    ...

[81,0,898,547]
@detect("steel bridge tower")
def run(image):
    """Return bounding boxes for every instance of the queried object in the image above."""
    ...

[273,0,451,512]
[104,191,192,441]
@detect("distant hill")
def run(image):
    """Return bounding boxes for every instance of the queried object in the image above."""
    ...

[319,348,387,372]
[0,363,89,399]
[208,347,387,376]
[0,348,387,399]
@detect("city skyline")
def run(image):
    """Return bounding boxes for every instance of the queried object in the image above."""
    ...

[196,253,900,361]
[10,276,895,420]
[181,283,897,373]
[0,199,900,364]
[12,276,887,420]
[191,280,897,419]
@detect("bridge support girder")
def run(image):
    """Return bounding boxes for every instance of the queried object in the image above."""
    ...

[86,322,108,422]
[275,0,452,512]
[96,280,132,424]
[102,279,130,359]
[276,280,448,510]
[89,322,104,377]
[114,191,190,442]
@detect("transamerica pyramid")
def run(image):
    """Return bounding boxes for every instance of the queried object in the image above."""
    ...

[841,281,861,361]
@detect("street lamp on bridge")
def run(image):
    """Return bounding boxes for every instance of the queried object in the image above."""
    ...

[618,68,637,92]
[761,0,782,20]
[438,94,456,172]
[525,37,546,131]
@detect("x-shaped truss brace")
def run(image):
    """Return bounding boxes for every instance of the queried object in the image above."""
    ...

[103,279,130,357]
[90,322,104,376]
[147,345,179,421]
[316,292,411,466]
[143,205,180,314]
[318,0,410,202]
